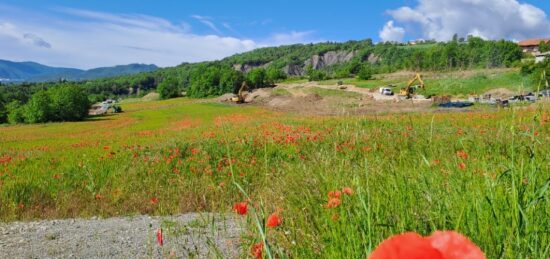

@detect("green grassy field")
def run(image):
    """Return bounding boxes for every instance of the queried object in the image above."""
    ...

[0,97,549,258]
[304,69,534,97]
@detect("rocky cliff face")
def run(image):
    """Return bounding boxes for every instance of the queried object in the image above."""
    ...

[283,64,304,76]
[304,51,357,70]
[232,62,272,73]
[231,50,377,77]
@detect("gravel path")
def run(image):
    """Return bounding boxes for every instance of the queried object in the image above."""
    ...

[0,213,244,258]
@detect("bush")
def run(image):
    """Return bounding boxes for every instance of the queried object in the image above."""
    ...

[157,77,180,99]
[357,65,373,80]
[0,92,5,124]
[49,85,90,121]
[6,101,25,124]
[266,67,287,85]
[306,66,327,81]
[247,68,268,88]
[23,91,52,123]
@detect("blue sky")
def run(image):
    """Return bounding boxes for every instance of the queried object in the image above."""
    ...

[1,0,549,68]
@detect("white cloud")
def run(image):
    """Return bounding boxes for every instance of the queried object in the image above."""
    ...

[0,5,319,69]
[191,15,221,34]
[383,0,550,41]
[379,21,405,42]
[268,30,318,45]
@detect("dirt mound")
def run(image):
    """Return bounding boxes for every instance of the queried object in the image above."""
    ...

[141,92,160,101]
[484,88,517,98]
[245,88,272,102]
[216,93,236,102]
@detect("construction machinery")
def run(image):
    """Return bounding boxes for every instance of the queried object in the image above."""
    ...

[400,73,425,99]
[231,81,248,103]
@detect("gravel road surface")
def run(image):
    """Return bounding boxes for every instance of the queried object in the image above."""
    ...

[0,213,243,258]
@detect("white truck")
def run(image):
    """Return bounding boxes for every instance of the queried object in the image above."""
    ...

[379,87,394,96]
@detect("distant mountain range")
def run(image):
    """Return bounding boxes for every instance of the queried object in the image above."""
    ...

[0,60,158,82]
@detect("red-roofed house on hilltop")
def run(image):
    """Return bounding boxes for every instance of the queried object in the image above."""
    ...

[518,38,550,54]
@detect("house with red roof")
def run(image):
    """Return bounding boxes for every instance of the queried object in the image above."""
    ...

[518,38,550,54]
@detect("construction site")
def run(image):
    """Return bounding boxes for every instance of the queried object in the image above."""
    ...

[218,70,549,115]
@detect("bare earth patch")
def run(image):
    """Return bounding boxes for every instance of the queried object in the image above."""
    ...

[0,213,243,258]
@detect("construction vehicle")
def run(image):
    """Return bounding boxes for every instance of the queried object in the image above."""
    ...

[231,82,248,103]
[400,73,425,99]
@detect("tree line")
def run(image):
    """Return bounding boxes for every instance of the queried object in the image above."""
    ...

[0,84,89,124]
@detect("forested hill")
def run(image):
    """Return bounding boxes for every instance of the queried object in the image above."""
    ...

[0,37,530,106]
[0,60,158,82]
[87,37,523,99]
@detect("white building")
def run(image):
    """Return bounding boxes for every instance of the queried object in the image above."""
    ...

[535,51,550,63]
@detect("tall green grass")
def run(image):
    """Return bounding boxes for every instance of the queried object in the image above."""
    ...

[0,97,548,258]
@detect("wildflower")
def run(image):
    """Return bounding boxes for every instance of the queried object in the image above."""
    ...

[456,150,469,160]
[267,212,282,228]
[427,231,485,259]
[342,187,353,196]
[95,193,103,200]
[331,213,340,221]
[432,160,441,166]
[458,162,466,170]
[370,231,485,259]
[326,198,341,208]
[370,232,443,259]
[156,228,163,246]
[328,190,342,199]
[103,146,110,150]
[150,197,158,205]
[251,242,264,259]
[18,203,25,209]
[233,202,248,215]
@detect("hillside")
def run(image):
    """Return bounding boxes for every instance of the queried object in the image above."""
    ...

[0,60,158,82]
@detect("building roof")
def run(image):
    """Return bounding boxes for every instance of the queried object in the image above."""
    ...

[518,38,550,47]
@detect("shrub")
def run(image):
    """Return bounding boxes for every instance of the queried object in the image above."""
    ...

[6,101,25,124]
[157,77,181,99]
[357,64,373,80]
[49,85,90,121]
[23,91,52,123]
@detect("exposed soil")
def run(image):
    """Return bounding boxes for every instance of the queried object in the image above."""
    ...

[221,82,434,116]
[0,213,243,259]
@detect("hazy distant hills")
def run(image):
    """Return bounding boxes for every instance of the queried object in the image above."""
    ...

[0,60,158,82]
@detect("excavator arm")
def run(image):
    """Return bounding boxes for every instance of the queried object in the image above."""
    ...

[401,73,425,98]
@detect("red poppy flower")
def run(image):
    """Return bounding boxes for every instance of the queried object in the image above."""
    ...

[156,228,163,246]
[326,198,341,208]
[328,190,342,199]
[458,162,466,170]
[150,197,158,205]
[427,231,485,259]
[456,150,469,160]
[370,232,443,259]
[251,242,264,259]
[233,202,248,215]
[370,231,485,259]
[266,212,281,228]
[342,187,353,196]
[95,193,103,200]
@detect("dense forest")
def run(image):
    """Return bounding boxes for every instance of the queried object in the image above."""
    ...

[1,36,548,125]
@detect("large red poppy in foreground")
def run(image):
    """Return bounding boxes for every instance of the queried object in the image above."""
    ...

[370,231,485,259]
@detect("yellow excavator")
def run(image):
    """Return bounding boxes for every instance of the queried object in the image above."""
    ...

[231,81,248,103]
[400,73,425,99]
